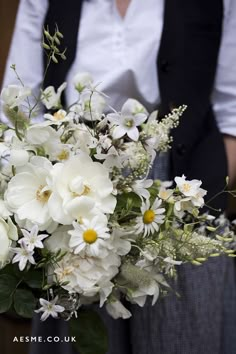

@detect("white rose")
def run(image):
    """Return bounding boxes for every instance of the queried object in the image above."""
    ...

[48,153,116,225]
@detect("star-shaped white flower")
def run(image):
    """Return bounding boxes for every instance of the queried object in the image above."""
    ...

[18,225,48,251]
[35,296,65,321]
[108,100,147,141]
[12,241,35,271]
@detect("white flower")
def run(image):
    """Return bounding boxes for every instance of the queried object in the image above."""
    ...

[0,200,12,218]
[48,154,116,225]
[5,156,53,226]
[53,252,120,298]
[73,72,93,92]
[132,179,153,199]
[44,109,70,125]
[12,240,35,271]
[175,175,204,198]
[25,124,61,158]
[80,91,105,121]
[35,297,65,321]
[18,225,48,251]
[164,257,182,266]
[71,123,98,154]
[136,198,165,237]
[106,300,132,319]
[45,226,72,253]
[108,100,147,141]
[108,228,132,256]
[129,279,160,307]
[158,186,174,202]
[1,85,31,109]
[95,146,124,170]
[69,216,110,257]
[41,83,67,110]
[0,217,18,268]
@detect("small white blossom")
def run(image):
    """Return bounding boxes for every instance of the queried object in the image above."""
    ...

[132,179,153,199]
[18,225,48,251]
[41,83,67,110]
[12,241,35,271]
[35,296,65,321]
[108,100,147,141]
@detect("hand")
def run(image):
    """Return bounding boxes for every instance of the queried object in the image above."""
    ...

[223,134,236,189]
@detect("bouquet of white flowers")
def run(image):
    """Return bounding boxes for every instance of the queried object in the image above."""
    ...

[0,29,235,354]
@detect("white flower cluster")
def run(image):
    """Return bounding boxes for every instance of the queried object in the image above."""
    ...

[0,72,234,322]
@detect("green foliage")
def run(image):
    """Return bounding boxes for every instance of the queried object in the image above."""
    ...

[69,309,108,354]
[13,289,37,318]
[0,274,18,313]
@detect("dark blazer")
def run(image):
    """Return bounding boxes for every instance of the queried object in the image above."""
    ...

[44,0,227,211]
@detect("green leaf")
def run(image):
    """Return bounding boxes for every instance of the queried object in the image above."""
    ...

[0,274,18,313]
[69,309,108,354]
[13,289,37,318]
[23,270,43,289]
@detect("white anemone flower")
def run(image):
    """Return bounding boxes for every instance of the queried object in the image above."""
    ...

[1,85,31,109]
[175,175,206,198]
[44,109,70,125]
[108,99,147,141]
[5,156,53,226]
[12,241,35,271]
[136,198,165,237]
[41,82,67,110]
[35,297,65,321]
[48,154,116,225]
[69,216,110,257]
[18,225,48,251]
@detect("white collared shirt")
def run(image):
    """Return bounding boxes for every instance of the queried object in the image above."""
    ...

[2,0,236,136]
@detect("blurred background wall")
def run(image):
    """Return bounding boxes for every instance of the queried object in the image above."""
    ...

[0,0,19,86]
[0,2,31,354]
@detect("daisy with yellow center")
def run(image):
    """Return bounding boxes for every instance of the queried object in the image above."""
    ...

[69,215,110,257]
[136,198,165,237]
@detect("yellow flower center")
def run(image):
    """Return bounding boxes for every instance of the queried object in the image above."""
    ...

[83,229,98,244]
[143,210,155,224]
[73,185,91,198]
[57,149,69,161]
[53,111,65,121]
[182,183,191,193]
[36,185,51,203]
[159,190,169,200]
[125,118,134,128]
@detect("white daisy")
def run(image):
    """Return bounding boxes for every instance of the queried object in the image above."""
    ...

[136,198,165,237]
[35,296,65,321]
[69,216,110,257]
